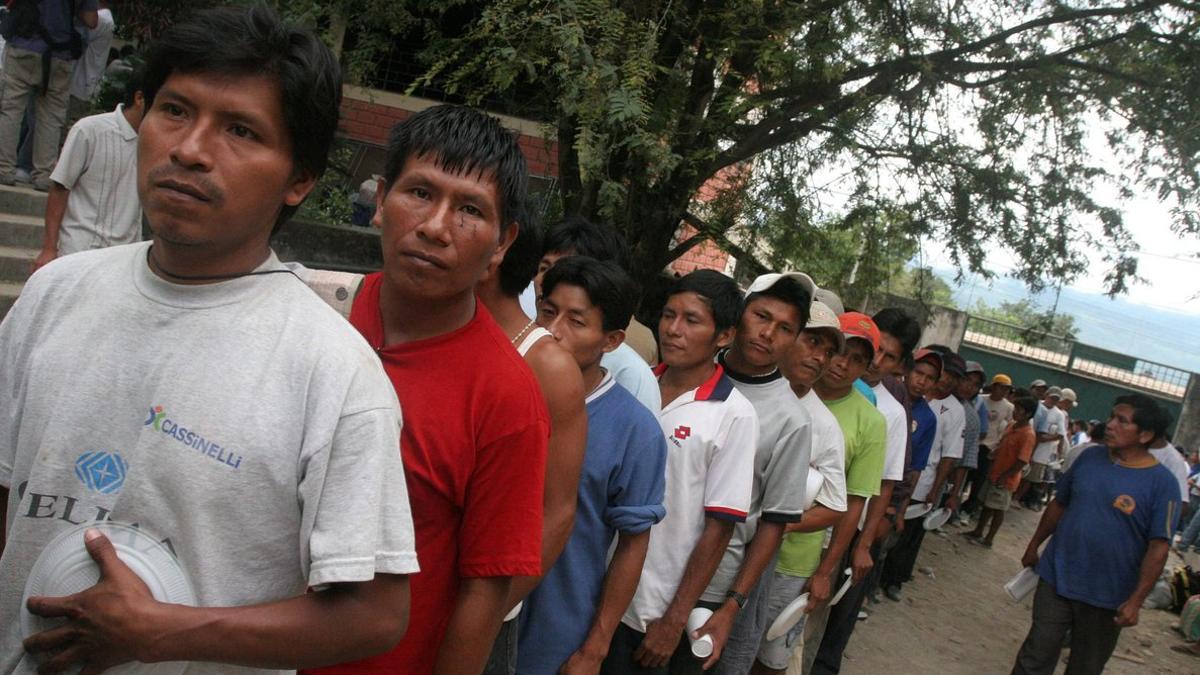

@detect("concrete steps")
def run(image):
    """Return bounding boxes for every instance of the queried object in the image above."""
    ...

[0,185,47,321]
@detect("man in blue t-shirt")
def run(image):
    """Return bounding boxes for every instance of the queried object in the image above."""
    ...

[519,256,668,674]
[1013,393,1180,675]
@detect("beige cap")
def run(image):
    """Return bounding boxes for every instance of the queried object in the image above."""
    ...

[804,301,846,353]
[1060,388,1078,403]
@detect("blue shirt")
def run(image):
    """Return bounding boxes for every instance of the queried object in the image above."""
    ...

[1034,403,1049,434]
[909,398,937,474]
[853,379,877,405]
[9,0,98,59]
[1037,446,1180,610]
[975,396,989,438]
[517,376,667,673]
[600,342,661,414]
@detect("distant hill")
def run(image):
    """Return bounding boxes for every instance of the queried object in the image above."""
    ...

[930,268,1200,375]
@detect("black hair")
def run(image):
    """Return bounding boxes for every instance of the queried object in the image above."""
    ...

[900,352,915,372]
[543,216,631,271]
[142,3,341,233]
[384,104,528,232]
[1089,421,1105,441]
[1114,393,1171,440]
[1013,395,1038,419]
[541,256,638,332]
[497,217,544,296]
[744,277,811,327]
[1011,387,1032,399]
[873,307,922,354]
[122,64,145,108]
[665,270,742,332]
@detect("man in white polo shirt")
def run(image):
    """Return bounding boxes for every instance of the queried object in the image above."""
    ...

[32,68,144,272]
[605,270,758,675]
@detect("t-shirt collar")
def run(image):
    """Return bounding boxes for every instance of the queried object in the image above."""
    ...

[586,369,616,404]
[114,104,137,142]
[132,242,291,309]
[653,362,735,402]
[716,349,781,385]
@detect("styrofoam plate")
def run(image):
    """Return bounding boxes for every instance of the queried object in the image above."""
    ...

[904,502,933,519]
[830,567,854,605]
[21,522,195,674]
[923,507,953,531]
[1005,567,1039,602]
[766,592,811,641]
[801,470,825,510]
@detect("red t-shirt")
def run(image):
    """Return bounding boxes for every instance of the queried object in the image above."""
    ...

[313,273,549,674]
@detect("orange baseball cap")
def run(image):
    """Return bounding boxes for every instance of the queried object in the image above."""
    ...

[839,312,880,356]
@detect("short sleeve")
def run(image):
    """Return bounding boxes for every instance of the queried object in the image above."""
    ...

[881,404,908,482]
[813,423,848,512]
[604,413,668,534]
[49,123,92,190]
[1150,472,1181,540]
[0,272,48,487]
[846,410,886,498]
[1053,448,1080,507]
[1034,406,1049,434]
[302,402,419,588]
[703,400,757,522]
[759,417,812,523]
[941,405,966,460]
[458,420,548,577]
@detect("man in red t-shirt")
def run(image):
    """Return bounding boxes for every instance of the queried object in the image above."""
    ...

[312,105,549,674]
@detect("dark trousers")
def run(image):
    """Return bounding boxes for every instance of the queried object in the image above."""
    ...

[879,516,926,589]
[811,538,882,674]
[482,618,518,675]
[1012,580,1122,675]
[602,622,705,675]
[962,448,992,514]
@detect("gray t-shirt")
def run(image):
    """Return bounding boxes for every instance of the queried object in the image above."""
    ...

[702,361,812,603]
[0,243,418,673]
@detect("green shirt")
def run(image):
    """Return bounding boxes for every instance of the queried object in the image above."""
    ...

[777,389,887,577]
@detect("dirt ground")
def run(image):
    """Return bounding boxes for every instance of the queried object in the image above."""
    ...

[839,506,1200,674]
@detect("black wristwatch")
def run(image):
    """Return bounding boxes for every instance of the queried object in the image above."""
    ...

[725,589,747,609]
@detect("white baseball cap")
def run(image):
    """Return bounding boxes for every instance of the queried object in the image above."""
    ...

[813,288,844,316]
[746,272,818,300]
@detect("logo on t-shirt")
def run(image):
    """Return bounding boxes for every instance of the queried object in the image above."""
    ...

[1113,494,1137,515]
[674,425,692,441]
[74,451,128,494]
[143,404,244,470]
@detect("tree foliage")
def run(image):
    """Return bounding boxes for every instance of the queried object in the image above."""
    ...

[972,298,1079,349]
[888,267,958,309]
[387,0,1199,300]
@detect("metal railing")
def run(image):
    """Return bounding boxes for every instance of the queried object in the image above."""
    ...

[962,315,1191,400]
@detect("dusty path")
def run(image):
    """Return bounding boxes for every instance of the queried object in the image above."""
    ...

[840,506,1199,674]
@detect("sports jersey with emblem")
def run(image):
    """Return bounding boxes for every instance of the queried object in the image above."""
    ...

[622,364,757,632]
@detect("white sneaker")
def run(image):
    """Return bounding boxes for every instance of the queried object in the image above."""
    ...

[14,169,31,184]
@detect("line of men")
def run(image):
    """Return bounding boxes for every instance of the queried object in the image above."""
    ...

[0,6,1183,675]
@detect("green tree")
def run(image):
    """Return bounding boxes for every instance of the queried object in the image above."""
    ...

[889,267,957,309]
[376,0,1200,300]
[972,298,1078,349]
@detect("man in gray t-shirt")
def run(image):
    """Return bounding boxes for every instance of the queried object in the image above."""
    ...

[0,7,416,672]
[694,272,815,674]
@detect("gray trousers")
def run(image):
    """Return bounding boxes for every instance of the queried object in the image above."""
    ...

[0,47,73,180]
[1012,580,1121,675]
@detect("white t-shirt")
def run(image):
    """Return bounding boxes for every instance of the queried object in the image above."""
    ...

[798,389,848,513]
[623,366,757,632]
[982,396,1014,449]
[1032,406,1067,465]
[601,342,662,414]
[872,383,908,482]
[1150,443,1190,502]
[912,396,962,502]
[0,243,418,673]
[50,105,141,255]
[69,8,114,100]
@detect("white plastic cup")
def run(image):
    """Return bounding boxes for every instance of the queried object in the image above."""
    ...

[687,607,714,658]
[1005,567,1039,602]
